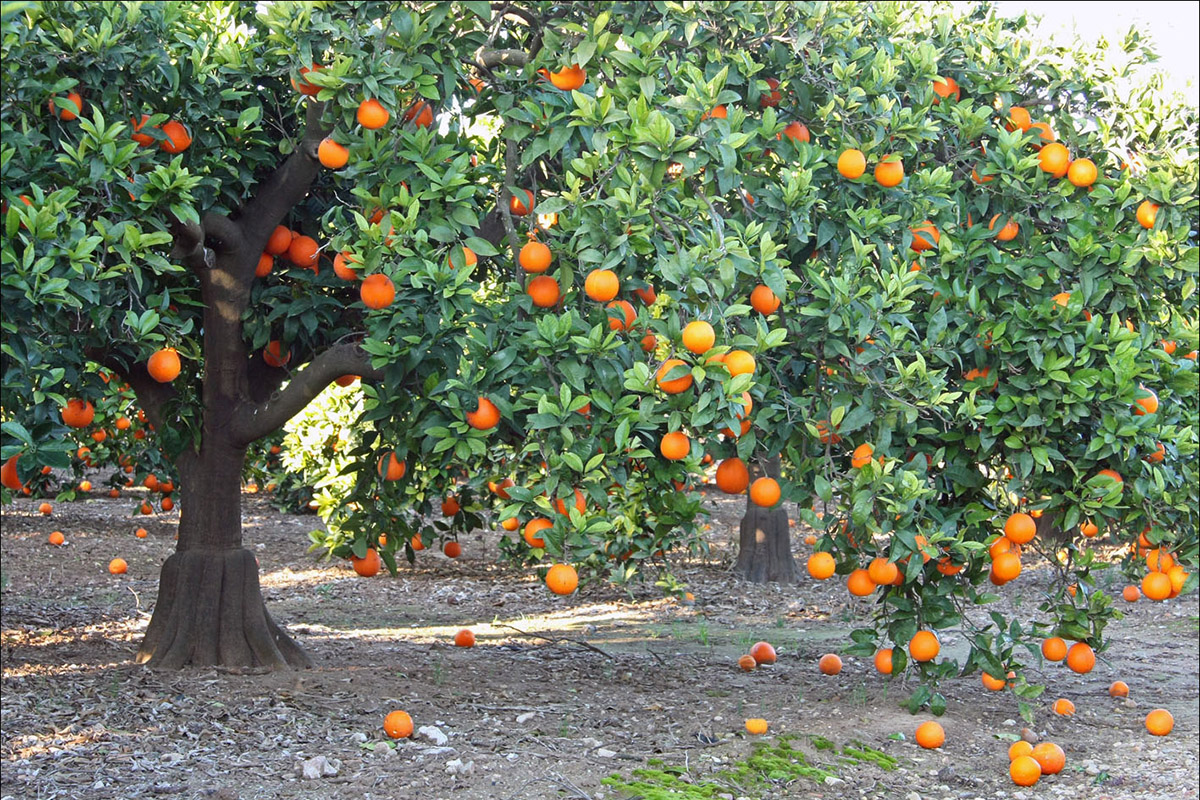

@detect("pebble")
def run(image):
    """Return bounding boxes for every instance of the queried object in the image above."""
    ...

[418,725,448,745]
[596,748,617,759]
[824,776,845,786]
[906,792,922,800]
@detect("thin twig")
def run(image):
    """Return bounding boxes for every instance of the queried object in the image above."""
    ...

[494,623,613,659]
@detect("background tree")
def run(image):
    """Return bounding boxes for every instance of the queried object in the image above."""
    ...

[2,0,1195,706]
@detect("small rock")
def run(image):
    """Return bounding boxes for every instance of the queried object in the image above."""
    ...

[418,725,448,746]
[1084,763,1100,776]
[445,758,474,775]
[906,792,922,800]
[580,737,603,749]
[351,732,367,744]
[1021,728,1039,744]
[824,776,845,786]
[516,712,537,724]
[296,755,339,780]
[1122,698,1138,709]
[1003,719,1016,726]
[596,748,618,759]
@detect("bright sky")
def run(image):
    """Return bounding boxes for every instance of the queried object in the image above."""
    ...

[989,1,1200,105]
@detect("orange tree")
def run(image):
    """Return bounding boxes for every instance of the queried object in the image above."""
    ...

[2,0,1196,689]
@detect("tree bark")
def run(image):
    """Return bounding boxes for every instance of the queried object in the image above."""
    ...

[733,456,799,583]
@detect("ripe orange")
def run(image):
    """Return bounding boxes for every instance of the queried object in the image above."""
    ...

[1067,158,1097,187]
[749,285,781,314]
[441,496,461,516]
[357,98,389,129]
[744,718,768,734]
[1028,121,1056,144]
[263,340,290,368]
[634,285,657,305]
[1038,143,1070,175]
[982,672,1007,691]
[135,528,148,538]
[527,275,560,307]
[909,630,939,662]
[1010,755,1041,786]
[402,100,434,127]
[518,240,551,273]
[1041,636,1068,662]
[1132,385,1158,416]
[874,648,893,674]
[1145,547,1173,573]
[1065,642,1095,674]
[465,396,500,430]
[715,457,750,494]
[500,517,520,532]
[1080,519,1099,537]
[910,221,940,252]
[874,156,904,187]
[317,138,349,169]
[1145,709,1173,735]
[351,549,382,577]
[360,273,395,309]
[509,188,535,216]
[62,398,95,428]
[660,431,690,460]
[553,487,586,516]
[1167,565,1187,596]
[131,114,156,146]
[1052,698,1076,716]
[606,300,636,331]
[545,64,586,91]
[160,120,192,153]
[161,497,174,512]
[750,641,776,665]
[778,121,810,144]
[545,563,578,595]
[292,64,323,95]
[701,105,727,120]
[48,531,65,546]
[807,552,836,580]
[524,518,551,548]
[915,721,945,749]
[1030,742,1064,775]
[287,235,319,268]
[1136,200,1158,229]
[867,557,899,586]
[850,443,874,469]
[1009,740,1034,761]
[656,359,694,394]
[108,558,128,575]
[988,214,1020,242]
[682,321,715,354]
[1007,106,1032,132]
[737,654,757,671]
[147,348,181,383]
[383,710,413,739]
[724,350,756,377]
[759,77,782,107]
[584,269,620,302]
[454,629,475,647]
[256,252,274,278]
[990,551,1022,584]
[38,501,52,515]
[847,568,876,597]
[1122,585,1140,602]
[837,149,866,179]
[266,225,293,255]
[442,540,461,558]
[749,477,780,507]
[1003,512,1036,544]
[818,653,842,675]
[1109,680,1129,698]
[50,90,84,120]
[1145,441,1166,463]
[1,454,22,491]
[332,251,360,281]
[1141,571,1171,601]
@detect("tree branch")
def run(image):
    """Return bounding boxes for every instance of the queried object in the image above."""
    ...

[476,48,528,70]
[169,217,211,272]
[499,140,525,257]
[237,100,330,257]
[229,338,383,447]
[85,348,178,437]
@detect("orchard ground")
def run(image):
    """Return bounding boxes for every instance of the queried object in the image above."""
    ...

[2,489,1196,800]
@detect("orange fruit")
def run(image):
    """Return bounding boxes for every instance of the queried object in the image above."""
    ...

[108,558,128,575]
[1065,642,1095,674]
[750,285,781,314]
[523,518,551,548]
[351,549,382,577]
[1141,571,1171,601]
[1038,143,1070,175]
[931,75,960,103]
[527,275,560,308]
[146,348,181,383]
[1028,121,1056,144]
[1145,548,1174,573]
[402,100,434,127]
[1010,755,1041,786]
[553,487,587,516]
[874,156,904,187]
[545,563,578,595]
[1132,385,1159,416]
[750,641,776,665]
[749,477,781,507]
[744,718,768,734]
[982,672,1008,691]
[161,497,174,512]
[724,350,756,377]
[159,120,192,153]
[837,149,866,179]
[135,528,148,539]
[759,77,782,108]
[1145,709,1174,736]
[1109,681,1129,698]
[383,710,413,739]
[776,121,808,144]
[909,630,939,662]
[1041,637,1068,662]
[500,517,520,532]
[38,501,52,515]
[545,64,586,91]
[265,225,293,255]
[518,240,551,273]
[914,721,945,749]
[1053,698,1076,716]
[867,557,899,586]
[357,98,389,129]
[130,114,156,146]
[910,221,940,252]
[509,188,535,216]
[287,235,319,268]
[1167,565,1187,596]
[606,300,636,331]
[465,396,500,430]
[317,138,349,169]
[1122,585,1140,602]
[50,90,84,120]
[656,359,694,394]
[263,340,290,368]
[293,64,323,96]
[62,398,95,428]
[682,321,715,354]
[374,452,408,481]
[1,454,22,491]
[1004,512,1036,544]
[454,629,475,647]
[360,273,395,309]
[256,252,274,278]
[332,251,360,281]
[847,568,876,597]
[807,552,836,580]
[818,653,842,675]
[850,442,874,469]
[441,494,461,516]
[989,214,1020,242]
[1030,742,1065,775]
[442,540,461,558]
[48,531,65,546]
[659,431,690,461]
[715,457,750,494]
[1067,158,1097,187]
[1080,519,1099,537]
[584,269,620,302]
[990,551,1022,584]
[1009,740,1034,761]
[701,105,727,120]
[737,654,757,671]
[873,648,893,675]
[1145,441,1166,463]
[1136,200,1159,229]
[1007,106,1033,132]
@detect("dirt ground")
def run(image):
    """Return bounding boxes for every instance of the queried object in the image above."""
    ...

[2,490,1197,800]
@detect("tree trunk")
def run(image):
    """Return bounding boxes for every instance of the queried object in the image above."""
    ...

[135,441,311,670]
[733,456,799,584]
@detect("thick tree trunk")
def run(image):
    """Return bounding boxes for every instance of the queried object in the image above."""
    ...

[733,456,799,584]
[135,443,312,670]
